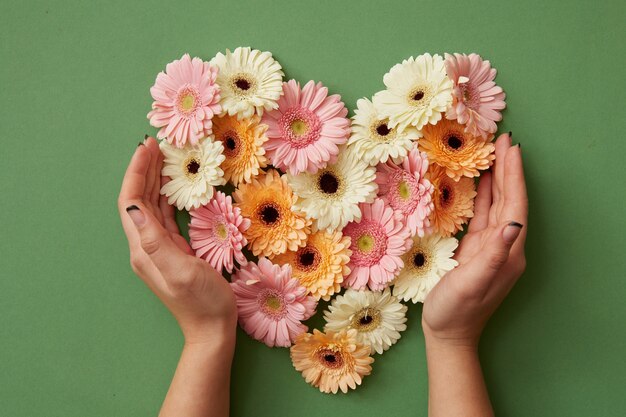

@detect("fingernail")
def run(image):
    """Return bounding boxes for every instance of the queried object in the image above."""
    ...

[508,131,513,138]
[137,142,144,147]
[126,205,146,227]
[517,142,522,148]
[144,134,149,140]
[503,222,523,244]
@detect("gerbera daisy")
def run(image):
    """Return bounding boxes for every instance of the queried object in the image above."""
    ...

[373,53,453,131]
[348,97,421,166]
[426,164,477,237]
[188,191,250,273]
[233,169,311,257]
[419,118,495,181]
[210,47,284,119]
[211,114,268,186]
[230,258,317,348]
[342,199,412,291]
[262,80,351,175]
[323,289,407,355]
[393,234,459,303]
[272,230,351,301]
[290,329,374,394]
[148,54,221,148]
[285,148,378,232]
[445,53,506,140]
[375,148,434,237]
[160,137,226,211]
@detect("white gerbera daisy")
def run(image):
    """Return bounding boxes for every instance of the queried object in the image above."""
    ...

[393,233,459,303]
[160,137,226,211]
[323,289,407,355]
[285,147,378,232]
[210,47,284,120]
[348,97,421,166]
[373,53,453,131]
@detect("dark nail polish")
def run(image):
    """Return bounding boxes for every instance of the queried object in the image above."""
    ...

[144,134,149,140]
[508,131,513,138]
[126,205,140,212]
[518,142,522,148]
[508,221,523,228]
[137,142,144,147]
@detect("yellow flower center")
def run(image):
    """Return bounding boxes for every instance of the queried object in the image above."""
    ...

[183,156,201,179]
[351,307,382,332]
[291,119,309,136]
[180,94,196,111]
[265,295,282,311]
[215,223,228,240]
[398,180,411,199]
[357,234,375,252]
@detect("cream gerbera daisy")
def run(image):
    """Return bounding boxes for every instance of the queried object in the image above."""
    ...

[210,47,284,119]
[160,137,226,211]
[285,147,378,232]
[272,230,351,301]
[233,169,311,257]
[324,289,407,355]
[211,114,268,186]
[348,97,421,166]
[393,234,459,303]
[373,53,453,131]
[290,329,374,394]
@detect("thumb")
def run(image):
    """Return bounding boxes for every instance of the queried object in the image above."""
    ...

[484,221,524,272]
[125,204,193,280]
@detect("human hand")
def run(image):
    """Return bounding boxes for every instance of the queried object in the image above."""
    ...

[117,137,237,345]
[422,133,527,349]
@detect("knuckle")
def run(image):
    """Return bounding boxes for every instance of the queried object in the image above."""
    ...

[168,263,203,295]
[129,253,147,274]
[487,250,508,271]
[140,233,163,255]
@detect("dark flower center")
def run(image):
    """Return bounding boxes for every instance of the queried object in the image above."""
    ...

[413,252,425,267]
[259,204,280,225]
[186,160,200,174]
[413,91,425,101]
[319,172,339,194]
[447,135,463,150]
[441,187,451,203]
[225,137,237,150]
[299,250,316,267]
[235,78,250,90]
[359,315,374,325]
[376,123,391,136]
[324,354,336,363]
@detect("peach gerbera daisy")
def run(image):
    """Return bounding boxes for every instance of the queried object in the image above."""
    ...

[426,164,477,237]
[445,53,506,140]
[290,329,374,394]
[233,169,311,257]
[262,80,351,175]
[419,118,495,181]
[272,230,351,301]
[148,54,221,148]
[231,258,317,347]
[212,114,268,186]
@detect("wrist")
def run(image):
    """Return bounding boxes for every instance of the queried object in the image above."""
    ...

[180,317,237,347]
[422,322,480,353]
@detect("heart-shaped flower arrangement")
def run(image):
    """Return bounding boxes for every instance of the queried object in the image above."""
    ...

[146,47,505,394]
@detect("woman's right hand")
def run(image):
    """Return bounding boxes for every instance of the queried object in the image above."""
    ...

[117,137,237,344]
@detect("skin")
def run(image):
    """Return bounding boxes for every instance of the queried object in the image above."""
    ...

[118,133,526,417]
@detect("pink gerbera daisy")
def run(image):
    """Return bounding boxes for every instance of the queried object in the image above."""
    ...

[342,199,412,291]
[445,53,506,140]
[148,54,222,148]
[231,258,318,347]
[262,80,351,175]
[189,191,250,273]
[375,148,434,237]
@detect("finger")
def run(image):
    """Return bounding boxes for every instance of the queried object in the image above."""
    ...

[125,204,197,283]
[501,145,528,257]
[118,144,151,248]
[151,143,165,218]
[159,176,180,235]
[143,137,159,213]
[467,171,492,233]
[490,133,512,224]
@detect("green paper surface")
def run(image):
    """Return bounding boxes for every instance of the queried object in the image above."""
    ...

[1,0,625,415]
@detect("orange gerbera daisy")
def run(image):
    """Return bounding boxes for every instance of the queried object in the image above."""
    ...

[212,114,268,186]
[273,230,351,301]
[419,117,494,181]
[426,164,477,236]
[290,329,374,394]
[233,169,311,257]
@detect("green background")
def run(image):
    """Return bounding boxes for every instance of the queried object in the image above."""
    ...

[1,0,625,415]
